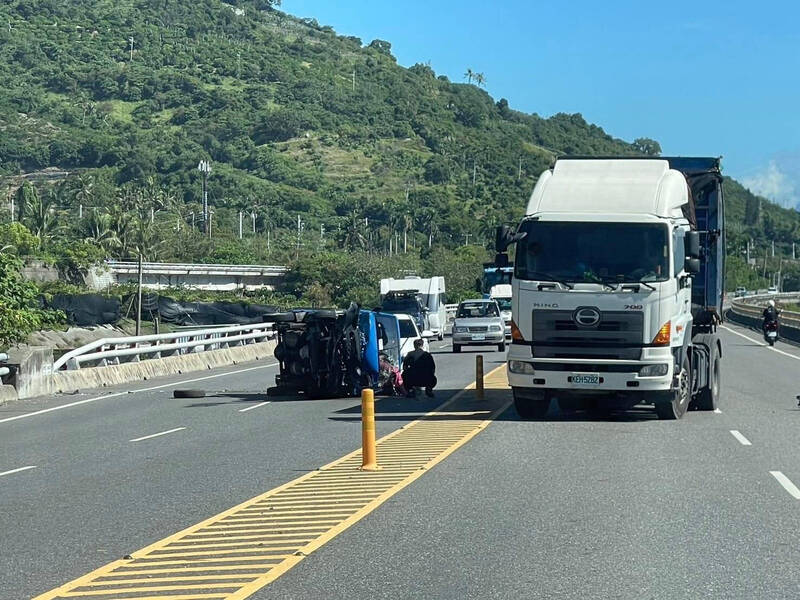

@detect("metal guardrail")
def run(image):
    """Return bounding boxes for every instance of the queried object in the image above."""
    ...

[106,260,288,277]
[730,293,800,330]
[52,324,275,371]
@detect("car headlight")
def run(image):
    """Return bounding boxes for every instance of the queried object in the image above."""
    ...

[509,360,535,375]
[490,325,502,332]
[639,363,669,377]
[454,326,467,333]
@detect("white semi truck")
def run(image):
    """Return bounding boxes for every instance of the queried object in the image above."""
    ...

[498,157,724,420]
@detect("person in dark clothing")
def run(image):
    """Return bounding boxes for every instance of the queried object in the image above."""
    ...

[402,339,437,398]
[763,300,779,331]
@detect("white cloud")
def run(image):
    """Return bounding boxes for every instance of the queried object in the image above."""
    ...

[742,159,799,210]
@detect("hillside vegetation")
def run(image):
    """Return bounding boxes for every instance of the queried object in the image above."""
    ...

[0,0,798,302]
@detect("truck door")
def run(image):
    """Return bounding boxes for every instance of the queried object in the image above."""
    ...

[375,312,402,367]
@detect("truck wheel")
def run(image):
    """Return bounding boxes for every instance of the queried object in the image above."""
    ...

[695,342,721,411]
[513,389,550,420]
[438,332,444,341]
[497,341,506,352]
[453,344,461,353]
[655,354,691,420]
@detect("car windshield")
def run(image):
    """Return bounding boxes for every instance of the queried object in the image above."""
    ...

[514,221,670,284]
[457,302,499,318]
[398,319,418,338]
[494,298,512,311]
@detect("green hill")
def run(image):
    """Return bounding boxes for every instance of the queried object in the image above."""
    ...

[0,0,797,293]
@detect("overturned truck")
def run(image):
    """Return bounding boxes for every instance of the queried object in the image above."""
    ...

[264,304,401,399]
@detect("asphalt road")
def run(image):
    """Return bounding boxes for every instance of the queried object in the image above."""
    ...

[1,338,497,599]
[259,322,800,600]
[7,323,800,599]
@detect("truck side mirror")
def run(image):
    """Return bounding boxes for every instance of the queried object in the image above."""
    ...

[495,225,527,252]
[686,231,700,259]
[684,257,701,275]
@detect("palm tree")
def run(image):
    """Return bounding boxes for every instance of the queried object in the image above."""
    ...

[464,68,474,84]
[474,72,486,87]
[23,190,60,245]
[81,209,120,253]
[72,173,94,212]
[339,211,367,252]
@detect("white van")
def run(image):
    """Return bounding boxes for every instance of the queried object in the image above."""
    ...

[380,276,447,339]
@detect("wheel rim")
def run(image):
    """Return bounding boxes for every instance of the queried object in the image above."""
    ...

[677,364,690,406]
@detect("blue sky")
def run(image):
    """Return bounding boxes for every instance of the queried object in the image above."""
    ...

[283,0,800,208]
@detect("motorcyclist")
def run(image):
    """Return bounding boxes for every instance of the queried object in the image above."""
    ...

[762,299,780,331]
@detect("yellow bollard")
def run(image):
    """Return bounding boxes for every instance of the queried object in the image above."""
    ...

[476,354,484,400]
[360,388,381,471]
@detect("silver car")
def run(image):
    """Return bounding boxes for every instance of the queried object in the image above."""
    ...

[452,299,506,353]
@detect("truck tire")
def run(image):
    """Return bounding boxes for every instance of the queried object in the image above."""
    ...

[497,341,506,352]
[513,389,550,420]
[453,344,461,353]
[173,389,205,399]
[655,353,691,420]
[695,340,721,411]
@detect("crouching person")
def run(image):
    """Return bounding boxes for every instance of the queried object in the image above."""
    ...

[402,339,437,398]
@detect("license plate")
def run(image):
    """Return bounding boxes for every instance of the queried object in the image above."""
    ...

[571,373,601,386]
[472,334,485,341]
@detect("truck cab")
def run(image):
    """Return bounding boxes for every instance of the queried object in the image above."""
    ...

[503,158,724,420]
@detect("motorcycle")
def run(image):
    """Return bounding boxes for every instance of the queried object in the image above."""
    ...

[763,320,779,346]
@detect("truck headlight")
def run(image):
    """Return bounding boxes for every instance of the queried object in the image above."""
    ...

[509,361,535,375]
[490,325,502,332]
[639,363,669,377]
[454,326,467,333]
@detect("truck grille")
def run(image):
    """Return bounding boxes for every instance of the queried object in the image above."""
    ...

[468,326,488,333]
[531,309,644,360]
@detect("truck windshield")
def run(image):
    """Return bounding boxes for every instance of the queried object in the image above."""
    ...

[382,299,421,314]
[514,221,669,284]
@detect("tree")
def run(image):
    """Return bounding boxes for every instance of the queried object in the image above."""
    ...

[0,253,62,346]
[464,68,474,84]
[368,39,392,56]
[632,137,662,156]
[473,72,486,87]
[423,156,451,184]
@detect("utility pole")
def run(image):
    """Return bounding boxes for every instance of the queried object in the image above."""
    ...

[150,206,154,223]
[518,157,523,181]
[79,204,83,219]
[197,160,211,236]
[190,212,195,231]
[793,242,796,260]
[135,254,143,337]
[746,239,750,264]
[129,37,135,61]
[238,211,243,239]
[267,228,271,252]
[772,240,775,257]
[472,161,477,186]
[251,211,256,234]
[10,194,14,222]
[208,211,213,240]
[352,69,356,92]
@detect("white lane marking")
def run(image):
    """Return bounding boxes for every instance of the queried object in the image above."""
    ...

[721,325,800,361]
[729,430,752,446]
[129,427,186,443]
[0,465,37,478]
[238,401,271,413]
[770,471,800,500]
[0,362,279,426]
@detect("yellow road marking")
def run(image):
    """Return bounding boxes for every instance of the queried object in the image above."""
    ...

[35,364,510,600]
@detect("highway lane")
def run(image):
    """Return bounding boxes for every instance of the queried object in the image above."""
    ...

[258,322,800,600]
[1,339,499,599]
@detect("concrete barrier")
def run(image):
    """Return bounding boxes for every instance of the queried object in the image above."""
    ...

[0,385,18,406]
[51,339,276,395]
[5,347,54,400]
